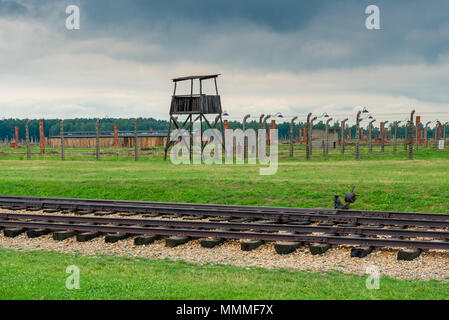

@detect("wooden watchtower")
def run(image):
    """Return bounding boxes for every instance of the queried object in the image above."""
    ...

[164,74,225,160]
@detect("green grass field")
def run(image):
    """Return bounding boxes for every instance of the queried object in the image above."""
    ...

[0,151,448,212]
[1,249,448,300]
[0,152,449,300]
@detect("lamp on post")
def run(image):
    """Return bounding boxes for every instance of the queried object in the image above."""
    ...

[220,111,231,156]
[263,112,283,128]
[242,114,251,161]
[259,114,265,129]
[264,112,283,145]
[263,115,271,129]
[256,114,265,155]
[355,108,371,160]
[242,115,251,131]
[309,115,318,158]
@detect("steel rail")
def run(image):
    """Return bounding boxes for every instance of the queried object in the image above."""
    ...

[1,213,449,240]
[1,219,448,250]
[0,195,448,222]
[1,202,449,228]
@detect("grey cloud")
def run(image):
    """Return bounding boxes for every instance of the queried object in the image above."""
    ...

[79,0,326,32]
[2,0,449,119]
[78,0,449,72]
[6,0,449,72]
[0,0,27,16]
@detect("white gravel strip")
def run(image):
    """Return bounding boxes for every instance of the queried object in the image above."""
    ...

[1,208,448,281]
[0,232,448,282]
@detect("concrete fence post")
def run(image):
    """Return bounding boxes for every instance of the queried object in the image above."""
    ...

[325,118,333,157]
[290,116,298,157]
[381,121,388,153]
[243,114,250,161]
[415,116,421,151]
[341,118,348,155]
[306,113,312,160]
[355,111,361,160]
[368,119,375,153]
[444,122,449,147]
[404,122,408,151]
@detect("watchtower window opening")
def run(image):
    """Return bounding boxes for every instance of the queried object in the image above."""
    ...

[174,80,196,96]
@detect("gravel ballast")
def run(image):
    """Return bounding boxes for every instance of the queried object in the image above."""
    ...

[1,232,448,282]
[1,208,448,282]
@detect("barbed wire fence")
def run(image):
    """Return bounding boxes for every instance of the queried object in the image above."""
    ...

[1,110,448,161]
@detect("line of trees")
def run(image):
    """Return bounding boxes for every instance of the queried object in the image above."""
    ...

[0,118,442,142]
[0,118,168,142]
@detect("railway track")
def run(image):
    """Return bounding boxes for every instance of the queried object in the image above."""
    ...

[0,195,448,260]
[1,195,449,222]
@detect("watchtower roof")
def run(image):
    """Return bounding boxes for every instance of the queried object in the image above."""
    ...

[172,74,220,82]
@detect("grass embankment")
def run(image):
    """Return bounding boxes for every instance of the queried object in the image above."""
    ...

[1,155,449,300]
[1,249,448,300]
[0,154,448,212]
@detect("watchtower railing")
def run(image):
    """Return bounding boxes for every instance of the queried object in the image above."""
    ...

[170,94,222,114]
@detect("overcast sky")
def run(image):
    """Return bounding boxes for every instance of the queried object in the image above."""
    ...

[1,0,449,125]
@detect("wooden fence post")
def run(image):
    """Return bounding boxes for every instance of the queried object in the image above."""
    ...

[60,120,65,161]
[306,113,312,160]
[325,118,333,156]
[39,120,45,155]
[134,119,139,161]
[26,120,31,160]
[96,119,101,161]
[409,110,415,160]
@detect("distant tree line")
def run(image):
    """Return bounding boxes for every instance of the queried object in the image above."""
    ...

[0,118,169,141]
[0,118,442,141]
